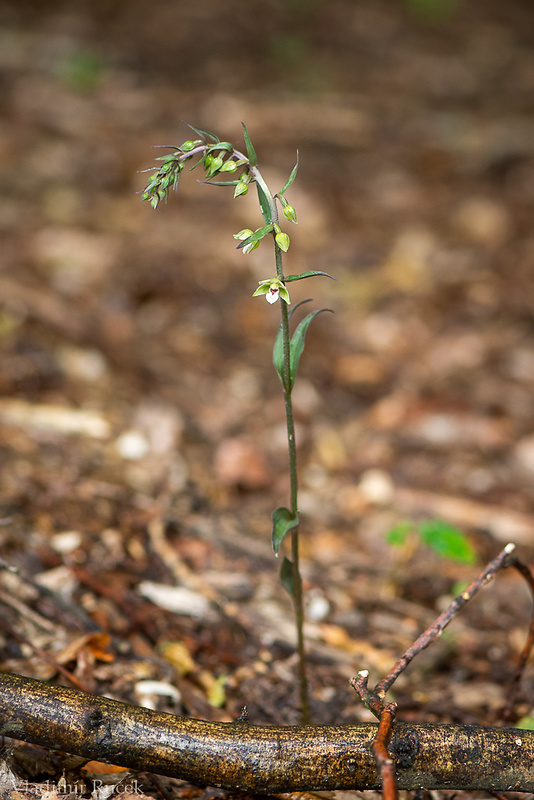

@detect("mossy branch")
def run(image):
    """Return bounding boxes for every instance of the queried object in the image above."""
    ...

[1,671,534,794]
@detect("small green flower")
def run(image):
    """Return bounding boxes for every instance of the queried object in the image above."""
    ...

[253,277,291,305]
[234,182,249,198]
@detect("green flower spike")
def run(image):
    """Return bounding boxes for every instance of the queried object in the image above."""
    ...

[253,277,291,305]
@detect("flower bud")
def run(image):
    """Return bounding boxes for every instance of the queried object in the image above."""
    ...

[234,182,249,198]
[233,229,254,240]
[242,240,259,255]
[282,204,297,223]
[180,140,200,152]
[206,155,224,177]
[220,160,238,173]
[275,231,290,252]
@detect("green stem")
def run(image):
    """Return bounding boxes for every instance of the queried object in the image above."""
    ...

[256,166,309,724]
[279,292,309,724]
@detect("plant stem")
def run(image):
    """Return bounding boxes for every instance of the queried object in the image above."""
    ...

[250,162,310,722]
[274,223,310,726]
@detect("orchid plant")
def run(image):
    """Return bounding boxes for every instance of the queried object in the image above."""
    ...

[142,124,333,723]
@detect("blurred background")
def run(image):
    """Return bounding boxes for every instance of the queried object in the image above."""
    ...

[1,0,534,729]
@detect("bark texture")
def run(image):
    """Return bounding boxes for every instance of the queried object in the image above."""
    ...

[0,671,533,793]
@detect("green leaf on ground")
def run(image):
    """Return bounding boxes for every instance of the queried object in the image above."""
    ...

[386,521,412,547]
[418,519,477,564]
[516,716,534,731]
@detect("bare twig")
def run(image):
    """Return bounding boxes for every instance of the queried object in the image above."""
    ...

[0,618,90,692]
[370,704,398,800]
[374,543,516,699]
[349,670,383,718]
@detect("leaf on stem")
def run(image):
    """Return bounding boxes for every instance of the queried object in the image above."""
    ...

[273,306,332,388]
[288,309,332,387]
[273,300,312,384]
[235,224,274,249]
[284,270,335,283]
[206,142,234,153]
[187,124,220,143]
[278,152,299,196]
[272,507,299,556]
[280,556,295,597]
[206,180,241,187]
[241,122,258,167]
[256,182,273,225]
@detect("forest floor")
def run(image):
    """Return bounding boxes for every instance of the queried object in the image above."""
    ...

[1,0,534,798]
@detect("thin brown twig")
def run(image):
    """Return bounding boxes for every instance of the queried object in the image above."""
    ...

[374,543,516,699]
[349,670,383,718]
[0,616,90,692]
[370,703,398,800]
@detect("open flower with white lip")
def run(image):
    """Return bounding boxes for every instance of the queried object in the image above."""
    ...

[253,277,291,305]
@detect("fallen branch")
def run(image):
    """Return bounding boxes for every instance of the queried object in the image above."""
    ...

[1,671,534,794]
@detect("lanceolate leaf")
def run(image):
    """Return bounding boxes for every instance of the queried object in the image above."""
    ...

[241,123,258,167]
[235,224,274,249]
[273,300,313,384]
[206,142,233,153]
[288,308,332,388]
[256,182,273,225]
[278,153,299,196]
[272,507,299,556]
[187,124,220,143]
[284,270,335,283]
[280,556,295,597]
[205,179,241,187]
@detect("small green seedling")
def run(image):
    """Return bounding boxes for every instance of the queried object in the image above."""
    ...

[142,124,333,722]
[387,518,477,564]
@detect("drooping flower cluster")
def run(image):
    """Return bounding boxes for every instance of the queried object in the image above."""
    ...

[142,124,299,307]
[141,126,251,209]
